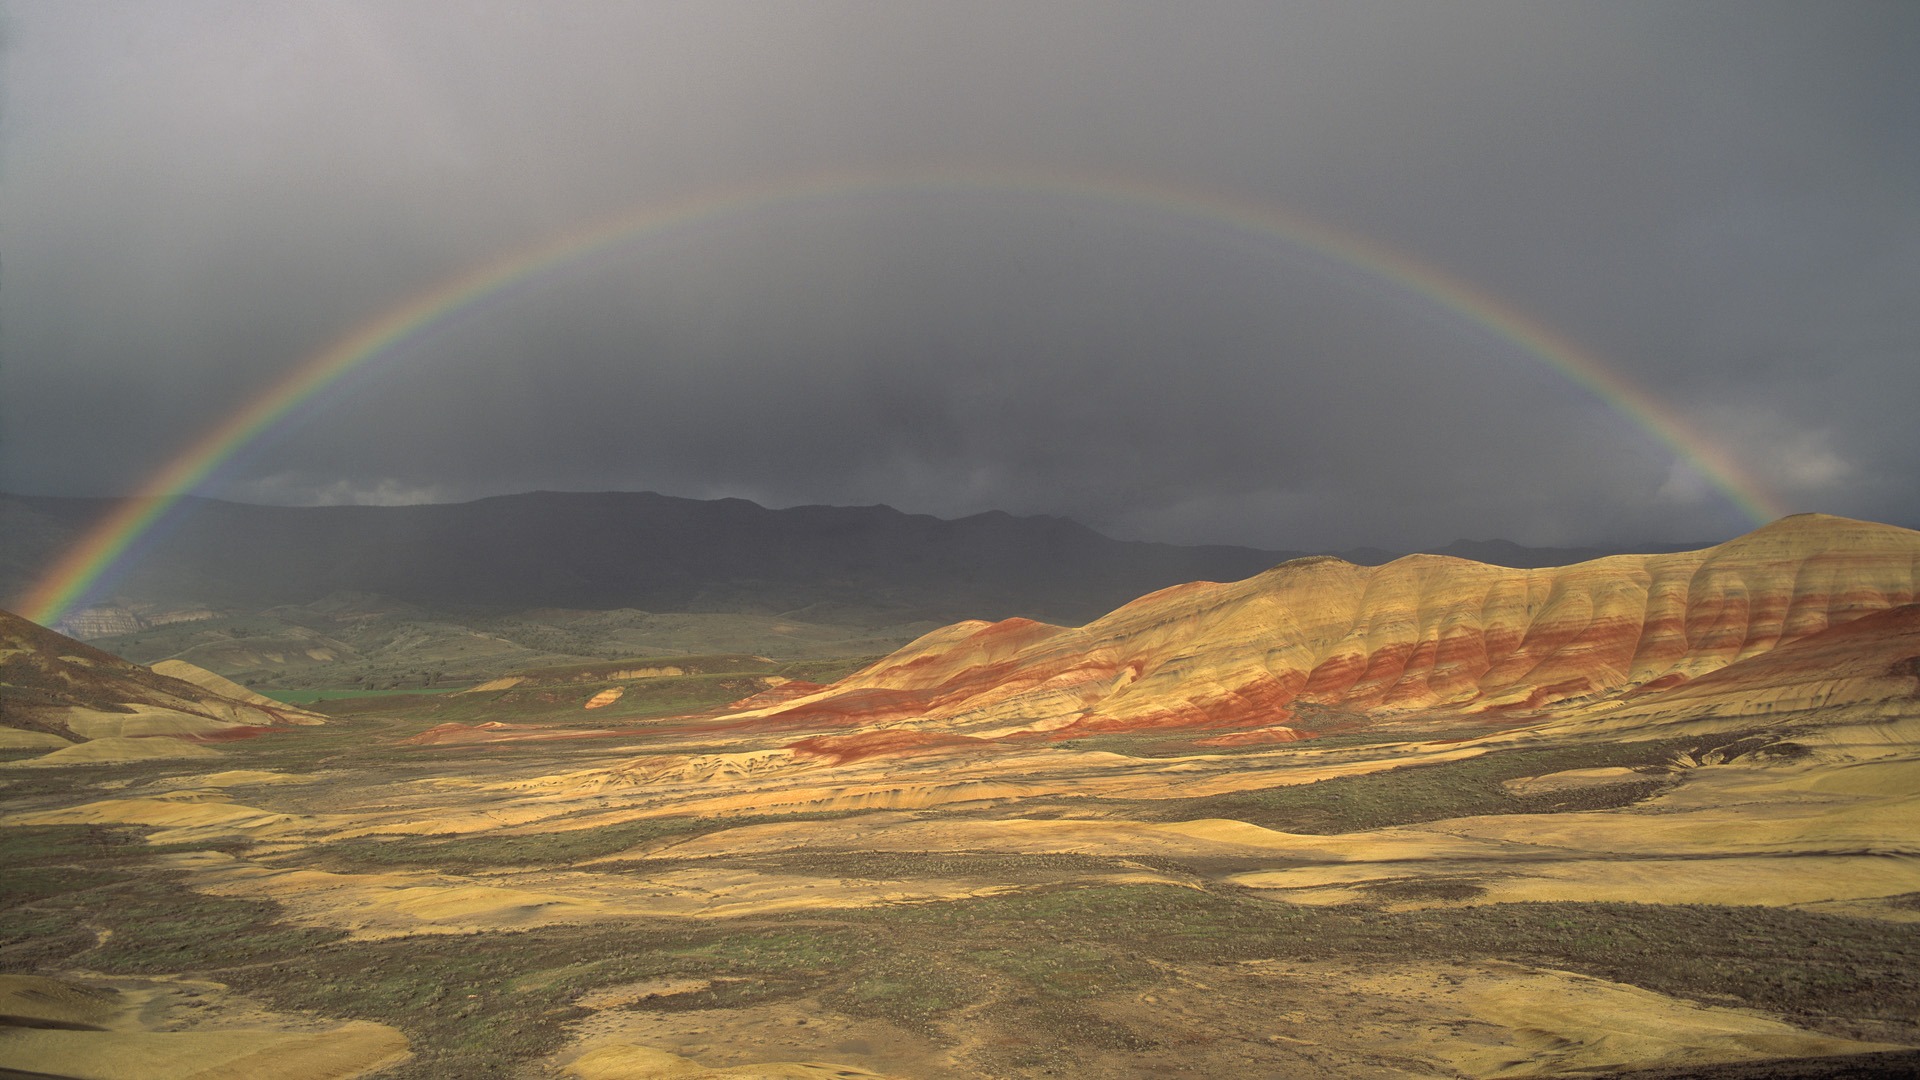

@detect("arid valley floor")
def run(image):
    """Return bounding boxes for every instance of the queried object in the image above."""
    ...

[5,514,1920,1078]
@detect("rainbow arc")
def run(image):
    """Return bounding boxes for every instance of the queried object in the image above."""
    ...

[16,167,1784,627]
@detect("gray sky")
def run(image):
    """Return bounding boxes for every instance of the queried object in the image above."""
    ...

[3,1,1916,550]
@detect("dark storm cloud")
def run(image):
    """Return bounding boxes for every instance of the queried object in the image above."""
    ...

[3,1,1916,551]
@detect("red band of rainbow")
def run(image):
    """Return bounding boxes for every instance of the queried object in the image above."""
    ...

[16,168,1785,627]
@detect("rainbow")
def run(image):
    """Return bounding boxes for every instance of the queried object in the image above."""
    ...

[16,166,1786,627]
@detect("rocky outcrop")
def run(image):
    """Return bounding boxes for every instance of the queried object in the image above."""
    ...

[51,604,218,641]
[727,515,1920,739]
[54,606,142,639]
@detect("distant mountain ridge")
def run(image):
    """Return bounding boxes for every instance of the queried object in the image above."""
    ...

[1,490,1709,634]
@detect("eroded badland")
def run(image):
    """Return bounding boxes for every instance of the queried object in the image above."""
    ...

[4,513,1920,1078]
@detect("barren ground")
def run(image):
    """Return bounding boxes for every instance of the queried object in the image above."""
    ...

[3,665,1918,1079]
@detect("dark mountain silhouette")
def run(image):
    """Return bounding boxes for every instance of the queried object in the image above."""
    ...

[0,491,1710,630]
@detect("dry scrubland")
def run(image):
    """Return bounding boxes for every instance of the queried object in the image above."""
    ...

[4,515,1920,1078]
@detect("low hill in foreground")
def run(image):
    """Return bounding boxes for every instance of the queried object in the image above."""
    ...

[0,608,323,763]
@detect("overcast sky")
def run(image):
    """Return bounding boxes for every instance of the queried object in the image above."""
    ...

[3,1,1915,550]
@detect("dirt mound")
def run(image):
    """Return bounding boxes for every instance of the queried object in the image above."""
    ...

[564,1042,891,1078]
[8,735,225,766]
[0,972,409,1079]
[151,659,324,722]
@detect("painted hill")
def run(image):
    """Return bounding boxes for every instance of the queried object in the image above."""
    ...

[715,514,1920,743]
[1588,600,1920,726]
[0,608,321,761]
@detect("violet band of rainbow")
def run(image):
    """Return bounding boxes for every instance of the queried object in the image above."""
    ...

[16,167,1784,627]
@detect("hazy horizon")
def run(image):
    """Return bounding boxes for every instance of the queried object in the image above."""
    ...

[4,485,1753,558]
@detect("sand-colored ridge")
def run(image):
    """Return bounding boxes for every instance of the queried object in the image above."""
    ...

[151,659,325,723]
[606,666,688,680]
[61,703,268,739]
[786,729,993,764]
[607,749,811,785]
[625,811,1510,866]
[0,972,410,1080]
[1500,765,1644,796]
[564,1041,893,1079]
[1233,959,1909,1078]
[0,727,71,750]
[153,768,311,788]
[0,972,120,1029]
[155,848,1052,938]
[6,792,319,841]
[1222,744,1920,908]
[7,734,225,766]
[589,734,1920,913]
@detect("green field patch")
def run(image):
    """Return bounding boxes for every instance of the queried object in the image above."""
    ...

[734,850,1140,881]
[267,685,470,705]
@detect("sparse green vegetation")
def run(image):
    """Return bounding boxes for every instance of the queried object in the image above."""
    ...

[6,604,1913,1079]
[1122,732,1790,833]
[288,810,867,872]
[283,657,877,731]
[853,883,1920,1042]
[90,602,913,692]
[6,807,1919,1078]
[265,685,471,704]
[0,825,330,973]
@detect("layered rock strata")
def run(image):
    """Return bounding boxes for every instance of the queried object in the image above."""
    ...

[719,515,1920,738]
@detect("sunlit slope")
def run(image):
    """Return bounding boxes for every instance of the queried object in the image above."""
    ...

[725,514,1920,736]
[0,608,322,756]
